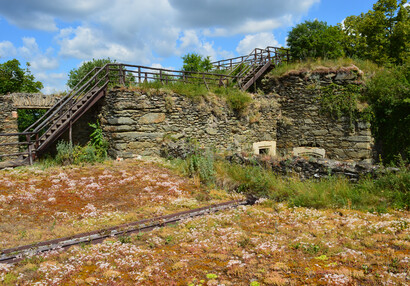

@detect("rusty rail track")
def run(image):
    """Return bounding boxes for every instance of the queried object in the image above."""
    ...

[0,198,253,264]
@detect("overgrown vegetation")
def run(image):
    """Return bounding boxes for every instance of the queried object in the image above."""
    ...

[365,63,410,163]
[318,83,371,128]
[136,81,252,115]
[171,149,409,212]
[53,121,108,165]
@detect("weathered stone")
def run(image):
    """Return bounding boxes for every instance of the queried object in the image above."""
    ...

[113,132,164,140]
[107,117,135,125]
[127,141,153,149]
[138,113,166,124]
[311,130,328,136]
[345,136,371,142]
[205,128,218,135]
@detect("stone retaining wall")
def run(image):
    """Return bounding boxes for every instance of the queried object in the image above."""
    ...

[101,89,279,158]
[261,66,373,162]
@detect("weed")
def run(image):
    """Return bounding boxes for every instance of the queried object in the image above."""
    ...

[118,234,131,244]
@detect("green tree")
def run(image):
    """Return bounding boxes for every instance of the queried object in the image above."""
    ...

[0,59,43,94]
[365,63,410,163]
[343,0,409,65]
[287,20,345,60]
[67,58,115,89]
[181,53,212,72]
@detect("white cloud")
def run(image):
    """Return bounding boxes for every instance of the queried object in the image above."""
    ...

[236,33,279,55]
[0,41,16,58]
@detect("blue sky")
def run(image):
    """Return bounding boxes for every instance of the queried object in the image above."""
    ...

[0,0,378,94]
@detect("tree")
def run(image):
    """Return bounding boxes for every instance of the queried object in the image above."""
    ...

[0,59,43,94]
[181,53,213,72]
[343,0,409,65]
[287,20,345,61]
[67,58,115,89]
[364,63,410,163]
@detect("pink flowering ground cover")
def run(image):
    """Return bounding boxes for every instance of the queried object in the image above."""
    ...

[0,159,239,250]
[1,199,408,285]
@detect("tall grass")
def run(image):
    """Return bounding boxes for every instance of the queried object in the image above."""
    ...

[173,153,409,212]
[135,81,252,115]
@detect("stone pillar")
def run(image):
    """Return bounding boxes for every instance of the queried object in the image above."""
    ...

[0,95,19,158]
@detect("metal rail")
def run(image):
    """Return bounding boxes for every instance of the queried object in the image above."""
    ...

[0,198,253,264]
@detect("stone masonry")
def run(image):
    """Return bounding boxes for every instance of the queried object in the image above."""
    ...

[261,66,373,162]
[100,88,280,158]
[101,66,373,162]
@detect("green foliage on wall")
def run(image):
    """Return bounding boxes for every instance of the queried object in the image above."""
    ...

[365,63,410,163]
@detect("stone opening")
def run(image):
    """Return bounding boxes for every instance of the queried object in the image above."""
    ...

[253,141,276,157]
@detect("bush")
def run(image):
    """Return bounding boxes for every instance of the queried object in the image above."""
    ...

[364,63,410,163]
[55,141,105,166]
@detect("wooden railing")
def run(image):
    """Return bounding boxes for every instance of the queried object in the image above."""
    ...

[0,47,289,166]
[211,46,290,72]
[0,64,237,165]
[111,64,238,89]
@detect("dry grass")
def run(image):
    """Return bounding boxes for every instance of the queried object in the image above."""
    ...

[0,159,408,285]
[1,198,408,285]
[0,158,241,250]
[271,58,381,82]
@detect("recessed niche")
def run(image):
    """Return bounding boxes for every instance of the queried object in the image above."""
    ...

[253,141,276,157]
[293,147,325,158]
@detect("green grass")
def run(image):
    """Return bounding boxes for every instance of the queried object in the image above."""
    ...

[135,81,252,115]
[172,152,409,212]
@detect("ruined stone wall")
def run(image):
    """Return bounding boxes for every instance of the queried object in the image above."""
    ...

[261,66,373,162]
[101,88,279,158]
[0,95,19,155]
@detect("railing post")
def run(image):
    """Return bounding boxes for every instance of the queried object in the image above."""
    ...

[202,74,209,91]
[138,67,141,84]
[144,73,147,83]
[26,134,33,165]
[159,70,163,85]
[35,133,39,150]
[119,65,125,85]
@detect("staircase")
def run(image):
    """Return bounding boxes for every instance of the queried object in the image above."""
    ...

[211,46,290,91]
[0,65,110,167]
[0,46,289,168]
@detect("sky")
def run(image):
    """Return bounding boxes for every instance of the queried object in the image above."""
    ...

[0,0,378,94]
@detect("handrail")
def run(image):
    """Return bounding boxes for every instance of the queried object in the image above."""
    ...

[23,67,101,133]
[1,47,290,167]
[211,46,289,71]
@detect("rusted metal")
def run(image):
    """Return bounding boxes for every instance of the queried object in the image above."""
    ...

[0,199,252,264]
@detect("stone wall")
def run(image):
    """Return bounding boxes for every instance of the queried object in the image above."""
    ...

[101,88,280,158]
[261,66,373,162]
[100,67,374,162]
[0,95,19,156]
[10,93,61,108]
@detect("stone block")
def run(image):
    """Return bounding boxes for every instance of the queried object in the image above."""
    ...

[293,147,326,158]
[345,136,371,142]
[107,117,135,125]
[127,141,153,150]
[139,113,166,124]
[205,128,218,135]
[311,130,328,136]
[253,141,276,157]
